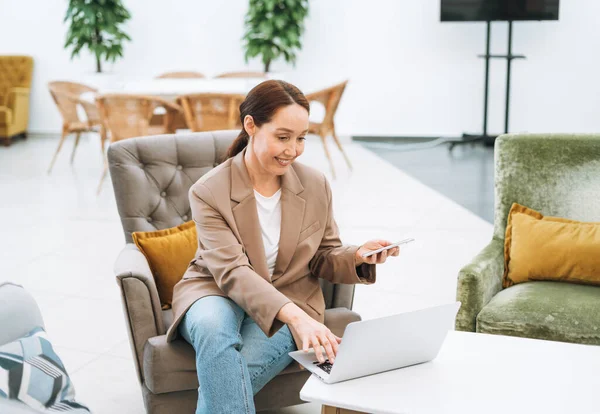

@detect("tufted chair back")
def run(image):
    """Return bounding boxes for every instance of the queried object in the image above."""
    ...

[493,134,600,240]
[108,131,234,243]
[108,130,351,312]
[0,56,33,106]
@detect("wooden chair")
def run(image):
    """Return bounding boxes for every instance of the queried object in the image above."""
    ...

[306,80,352,179]
[214,71,267,78]
[47,81,106,174]
[155,71,205,79]
[152,72,204,129]
[95,94,182,194]
[177,93,245,132]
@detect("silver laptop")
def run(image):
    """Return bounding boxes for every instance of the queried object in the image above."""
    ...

[288,301,461,384]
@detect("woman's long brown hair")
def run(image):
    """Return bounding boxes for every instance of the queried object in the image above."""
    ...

[227,80,310,158]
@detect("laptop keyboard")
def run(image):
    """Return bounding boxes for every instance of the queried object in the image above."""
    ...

[313,359,333,374]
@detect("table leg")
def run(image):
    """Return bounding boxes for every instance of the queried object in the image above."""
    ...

[321,405,369,414]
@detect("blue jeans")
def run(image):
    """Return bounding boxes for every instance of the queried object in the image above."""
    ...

[179,295,297,414]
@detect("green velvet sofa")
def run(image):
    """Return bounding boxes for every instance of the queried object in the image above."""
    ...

[455,133,600,345]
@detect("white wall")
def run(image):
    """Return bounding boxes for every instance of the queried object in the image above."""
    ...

[0,0,598,137]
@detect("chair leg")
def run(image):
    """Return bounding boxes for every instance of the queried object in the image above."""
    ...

[48,128,69,174]
[70,132,82,165]
[319,133,336,179]
[96,159,108,195]
[332,129,353,171]
[100,126,107,155]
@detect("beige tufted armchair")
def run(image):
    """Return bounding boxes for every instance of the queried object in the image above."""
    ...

[0,56,33,146]
[108,130,362,413]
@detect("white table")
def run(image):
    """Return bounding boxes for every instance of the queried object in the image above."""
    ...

[300,331,600,414]
[100,76,326,97]
[111,77,267,97]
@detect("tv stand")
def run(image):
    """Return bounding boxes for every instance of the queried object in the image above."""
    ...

[448,20,525,151]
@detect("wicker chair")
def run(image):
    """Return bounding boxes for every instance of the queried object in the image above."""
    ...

[151,72,204,129]
[306,80,352,179]
[47,81,106,174]
[177,93,245,132]
[214,71,267,78]
[155,71,205,79]
[95,94,182,194]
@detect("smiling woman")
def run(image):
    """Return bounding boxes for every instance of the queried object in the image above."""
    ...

[169,79,399,413]
[227,80,310,161]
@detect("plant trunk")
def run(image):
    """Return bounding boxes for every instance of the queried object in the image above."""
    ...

[94,27,102,73]
[264,59,271,73]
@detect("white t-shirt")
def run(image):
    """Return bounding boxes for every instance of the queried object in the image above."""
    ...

[254,188,282,276]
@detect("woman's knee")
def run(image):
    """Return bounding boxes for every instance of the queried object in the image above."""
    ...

[180,296,243,348]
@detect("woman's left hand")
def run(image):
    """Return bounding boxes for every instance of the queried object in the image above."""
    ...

[355,240,400,265]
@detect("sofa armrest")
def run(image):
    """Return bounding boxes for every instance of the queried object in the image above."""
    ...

[0,106,11,125]
[455,238,505,332]
[0,283,44,346]
[7,87,30,130]
[324,307,362,338]
[7,87,29,106]
[115,243,164,384]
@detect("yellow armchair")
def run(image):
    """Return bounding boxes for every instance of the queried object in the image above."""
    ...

[0,56,33,146]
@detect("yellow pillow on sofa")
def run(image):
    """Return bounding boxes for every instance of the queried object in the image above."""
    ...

[132,221,197,309]
[503,203,600,288]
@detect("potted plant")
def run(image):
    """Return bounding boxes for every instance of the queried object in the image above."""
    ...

[64,0,131,74]
[243,0,309,73]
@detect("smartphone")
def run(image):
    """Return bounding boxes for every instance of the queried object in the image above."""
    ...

[361,238,415,258]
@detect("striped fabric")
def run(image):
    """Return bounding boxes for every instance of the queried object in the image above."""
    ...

[0,327,90,413]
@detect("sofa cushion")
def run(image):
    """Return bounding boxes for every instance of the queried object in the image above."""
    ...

[477,281,600,345]
[503,203,600,288]
[132,220,197,309]
[143,335,303,394]
[143,307,361,394]
[0,327,90,412]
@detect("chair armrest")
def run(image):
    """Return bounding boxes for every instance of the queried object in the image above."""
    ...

[114,243,164,383]
[0,283,44,346]
[455,238,505,332]
[7,87,29,110]
[75,96,102,125]
[304,90,328,106]
[0,106,11,125]
[7,87,30,129]
[152,96,183,113]
[323,307,362,338]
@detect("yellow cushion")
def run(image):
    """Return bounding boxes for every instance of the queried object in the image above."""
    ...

[503,203,600,288]
[132,221,197,309]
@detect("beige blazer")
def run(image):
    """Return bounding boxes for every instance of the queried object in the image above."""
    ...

[166,149,376,342]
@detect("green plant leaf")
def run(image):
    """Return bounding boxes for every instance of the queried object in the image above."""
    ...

[63,0,131,72]
[242,0,308,71]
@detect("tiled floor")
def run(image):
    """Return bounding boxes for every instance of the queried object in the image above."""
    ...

[358,138,495,223]
[0,133,492,413]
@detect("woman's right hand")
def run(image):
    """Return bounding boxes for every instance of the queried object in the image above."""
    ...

[278,303,342,364]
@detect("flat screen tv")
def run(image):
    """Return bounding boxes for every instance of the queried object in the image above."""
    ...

[441,0,559,21]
